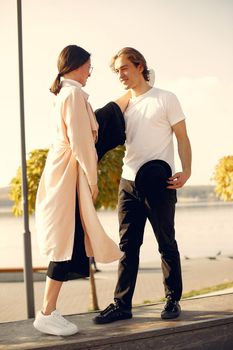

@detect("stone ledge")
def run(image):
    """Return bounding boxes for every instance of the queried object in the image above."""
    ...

[0,293,233,350]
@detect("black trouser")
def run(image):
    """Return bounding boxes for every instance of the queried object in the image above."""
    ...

[114,178,182,309]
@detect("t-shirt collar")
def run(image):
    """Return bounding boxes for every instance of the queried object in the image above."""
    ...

[130,87,154,102]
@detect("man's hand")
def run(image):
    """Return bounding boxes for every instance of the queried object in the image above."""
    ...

[166,171,191,189]
[90,184,99,203]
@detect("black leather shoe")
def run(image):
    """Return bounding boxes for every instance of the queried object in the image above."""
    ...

[93,303,132,324]
[161,298,181,320]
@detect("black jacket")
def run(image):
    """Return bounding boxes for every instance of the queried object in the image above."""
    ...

[95,102,126,161]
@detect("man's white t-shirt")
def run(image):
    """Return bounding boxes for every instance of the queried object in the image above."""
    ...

[121,87,186,181]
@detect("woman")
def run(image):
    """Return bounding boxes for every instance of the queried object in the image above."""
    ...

[33,45,128,336]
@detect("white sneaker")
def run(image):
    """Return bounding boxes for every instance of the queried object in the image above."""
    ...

[33,310,79,336]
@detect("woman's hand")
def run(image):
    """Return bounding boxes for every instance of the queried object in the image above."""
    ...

[90,184,99,203]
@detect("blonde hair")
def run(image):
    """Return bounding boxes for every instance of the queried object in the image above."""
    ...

[110,47,149,81]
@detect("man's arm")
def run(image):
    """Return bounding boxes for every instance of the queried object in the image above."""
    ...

[114,91,131,112]
[167,120,192,189]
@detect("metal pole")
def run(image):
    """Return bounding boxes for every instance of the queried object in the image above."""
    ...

[89,259,99,311]
[17,0,35,318]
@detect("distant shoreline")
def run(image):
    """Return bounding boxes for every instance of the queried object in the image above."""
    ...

[1,184,232,216]
[1,199,233,218]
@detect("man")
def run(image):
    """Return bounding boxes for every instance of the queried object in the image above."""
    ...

[93,47,192,324]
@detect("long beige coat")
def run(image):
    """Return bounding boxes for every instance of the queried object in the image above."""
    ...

[35,79,122,263]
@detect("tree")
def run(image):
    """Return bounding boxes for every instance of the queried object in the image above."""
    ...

[213,155,233,201]
[9,146,124,215]
[9,149,49,216]
[96,146,125,209]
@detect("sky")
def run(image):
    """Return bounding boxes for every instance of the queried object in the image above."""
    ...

[0,0,233,187]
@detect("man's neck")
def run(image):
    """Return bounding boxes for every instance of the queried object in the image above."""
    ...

[131,81,151,98]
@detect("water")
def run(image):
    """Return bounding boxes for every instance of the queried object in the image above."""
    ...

[0,203,233,269]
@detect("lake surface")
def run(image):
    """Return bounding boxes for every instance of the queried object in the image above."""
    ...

[0,202,233,269]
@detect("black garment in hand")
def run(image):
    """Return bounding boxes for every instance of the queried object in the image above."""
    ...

[95,102,125,161]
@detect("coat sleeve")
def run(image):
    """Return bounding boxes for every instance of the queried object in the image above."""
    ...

[63,88,97,186]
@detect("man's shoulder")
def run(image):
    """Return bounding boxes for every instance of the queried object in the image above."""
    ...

[150,87,179,107]
[151,87,174,98]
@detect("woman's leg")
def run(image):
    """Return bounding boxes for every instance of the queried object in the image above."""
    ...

[40,191,88,316]
[34,267,78,336]
[42,277,63,315]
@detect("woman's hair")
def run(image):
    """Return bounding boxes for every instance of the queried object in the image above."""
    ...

[110,47,150,82]
[50,45,91,95]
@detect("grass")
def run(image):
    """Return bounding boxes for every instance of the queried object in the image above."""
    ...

[141,281,233,304]
[181,281,233,299]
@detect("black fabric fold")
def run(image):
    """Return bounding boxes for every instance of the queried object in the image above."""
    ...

[95,102,126,161]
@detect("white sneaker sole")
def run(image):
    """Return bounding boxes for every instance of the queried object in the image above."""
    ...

[33,320,79,336]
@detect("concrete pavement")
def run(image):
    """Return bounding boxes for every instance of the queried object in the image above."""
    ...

[0,294,233,350]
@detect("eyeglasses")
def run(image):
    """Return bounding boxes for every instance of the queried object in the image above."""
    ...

[89,66,93,74]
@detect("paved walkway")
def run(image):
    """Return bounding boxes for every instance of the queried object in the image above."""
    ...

[0,256,233,323]
[1,294,233,350]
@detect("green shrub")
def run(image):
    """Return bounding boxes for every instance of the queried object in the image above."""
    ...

[9,146,124,215]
